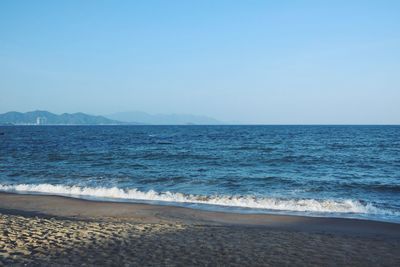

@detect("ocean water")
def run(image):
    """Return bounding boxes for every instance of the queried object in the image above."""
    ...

[0,125,399,223]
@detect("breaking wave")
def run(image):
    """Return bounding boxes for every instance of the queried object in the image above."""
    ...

[1,183,398,218]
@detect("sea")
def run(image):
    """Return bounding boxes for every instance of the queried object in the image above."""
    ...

[0,125,399,223]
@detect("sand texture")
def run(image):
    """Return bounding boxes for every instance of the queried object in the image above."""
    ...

[1,193,400,266]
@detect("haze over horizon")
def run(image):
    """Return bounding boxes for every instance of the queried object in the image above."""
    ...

[1,1,399,124]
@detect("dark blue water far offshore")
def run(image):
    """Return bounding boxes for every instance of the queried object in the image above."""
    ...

[0,125,399,222]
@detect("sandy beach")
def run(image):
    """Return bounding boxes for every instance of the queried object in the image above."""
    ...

[1,192,399,266]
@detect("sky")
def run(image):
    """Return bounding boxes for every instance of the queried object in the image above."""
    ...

[0,0,399,124]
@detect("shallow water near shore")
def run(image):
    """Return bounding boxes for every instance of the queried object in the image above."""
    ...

[0,125,399,222]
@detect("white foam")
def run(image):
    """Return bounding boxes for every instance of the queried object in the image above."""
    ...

[0,183,396,216]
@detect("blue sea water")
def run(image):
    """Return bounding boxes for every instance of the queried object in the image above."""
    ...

[0,125,399,223]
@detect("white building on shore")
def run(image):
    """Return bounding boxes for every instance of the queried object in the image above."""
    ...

[36,117,47,125]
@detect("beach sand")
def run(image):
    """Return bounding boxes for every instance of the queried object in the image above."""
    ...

[1,192,399,266]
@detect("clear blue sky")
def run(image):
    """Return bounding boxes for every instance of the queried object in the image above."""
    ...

[1,0,399,124]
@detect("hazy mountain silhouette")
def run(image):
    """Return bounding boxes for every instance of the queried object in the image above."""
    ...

[106,111,222,125]
[0,111,128,125]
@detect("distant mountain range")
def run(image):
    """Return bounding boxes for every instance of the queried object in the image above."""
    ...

[106,111,221,125]
[0,110,222,125]
[0,111,125,125]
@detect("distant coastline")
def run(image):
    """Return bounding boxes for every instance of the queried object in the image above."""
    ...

[0,110,222,125]
[0,110,125,126]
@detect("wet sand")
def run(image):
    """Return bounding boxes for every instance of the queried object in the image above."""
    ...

[1,192,400,266]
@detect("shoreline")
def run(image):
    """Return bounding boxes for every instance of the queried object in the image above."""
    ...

[1,192,400,238]
[1,184,398,223]
[1,192,400,266]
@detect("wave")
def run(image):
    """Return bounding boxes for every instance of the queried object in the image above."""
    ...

[0,183,397,217]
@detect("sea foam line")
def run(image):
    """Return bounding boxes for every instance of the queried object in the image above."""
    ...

[0,183,396,216]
